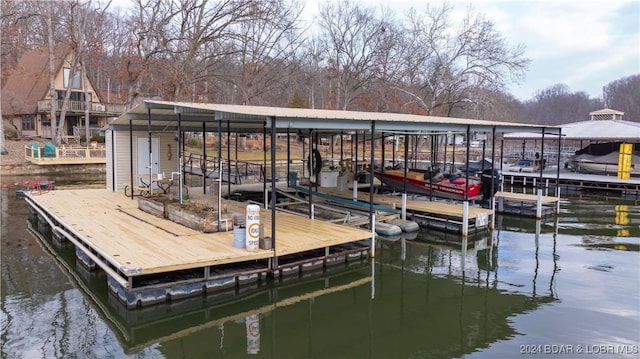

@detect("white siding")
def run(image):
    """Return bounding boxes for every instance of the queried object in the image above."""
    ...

[109,130,179,192]
[106,129,114,190]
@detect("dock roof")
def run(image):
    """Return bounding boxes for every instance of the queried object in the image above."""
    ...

[110,100,559,136]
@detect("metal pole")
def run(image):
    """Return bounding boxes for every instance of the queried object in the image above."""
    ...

[270,116,277,253]
[202,121,207,194]
[491,126,497,229]
[308,130,314,217]
[403,134,408,220]
[177,113,183,203]
[381,132,385,172]
[537,127,545,218]
[286,128,290,187]
[129,116,133,199]
[340,131,344,164]
[370,121,376,258]
[217,117,222,189]
[226,120,231,195]
[465,125,471,201]
[147,107,152,194]
[263,123,267,207]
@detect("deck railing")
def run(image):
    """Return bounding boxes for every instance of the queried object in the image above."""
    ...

[25,143,106,164]
[73,126,103,142]
[37,100,125,114]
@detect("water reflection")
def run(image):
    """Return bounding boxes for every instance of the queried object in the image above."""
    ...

[18,206,556,358]
[374,231,557,358]
[4,188,638,358]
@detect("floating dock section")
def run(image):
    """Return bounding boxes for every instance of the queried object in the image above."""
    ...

[24,189,372,308]
[289,179,493,235]
[501,170,640,196]
[494,191,560,218]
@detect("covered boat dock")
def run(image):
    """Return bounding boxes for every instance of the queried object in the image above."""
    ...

[25,101,558,308]
[112,100,560,225]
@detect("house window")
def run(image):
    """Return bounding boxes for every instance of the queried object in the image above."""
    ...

[63,68,82,89]
[22,115,35,131]
[56,90,86,102]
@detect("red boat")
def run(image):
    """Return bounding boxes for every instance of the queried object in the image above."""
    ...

[373,169,483,201]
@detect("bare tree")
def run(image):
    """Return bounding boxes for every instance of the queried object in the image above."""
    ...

[47,0,111,145]
[0,14,5,155]
[603,74,640,122]
[120,0,179,108]
[300,37,327,109]
[45,1,59,144]
[399,3,529,117]
[162,0,261,102]
[228,0,305,105]
[316,0,393,110]
[524,84,601,125]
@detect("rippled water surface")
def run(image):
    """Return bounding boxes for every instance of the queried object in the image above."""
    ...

[2,187,639,358]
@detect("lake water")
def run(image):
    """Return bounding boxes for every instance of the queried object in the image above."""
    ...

[1,186,639,358]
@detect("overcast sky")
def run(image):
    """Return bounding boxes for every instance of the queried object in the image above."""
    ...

[304,0,639,101]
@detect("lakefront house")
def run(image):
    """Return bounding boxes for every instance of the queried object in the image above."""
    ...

[1,45,124,143]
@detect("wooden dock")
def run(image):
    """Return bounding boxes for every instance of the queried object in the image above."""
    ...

[24,189,372,308]
[501,168,640,195]
[494,191,560,217]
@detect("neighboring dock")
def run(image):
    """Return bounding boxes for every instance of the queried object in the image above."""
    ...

[494,191,560,217]
[501,169,640,196]
[24,189,372,308]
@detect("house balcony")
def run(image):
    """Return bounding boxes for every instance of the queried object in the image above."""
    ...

[37,99,125,116]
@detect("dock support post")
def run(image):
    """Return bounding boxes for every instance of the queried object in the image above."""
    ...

[498,196,504,212]
[370,214,376,258]
[462,201,469,237]
[545,179,549,196]
[490,197,495,229]
[536,188,543,219]
[311,203,315,220]
[352,180,358,201]
[556,187,561,214]
[401,193,407,220]
[264,191,268,209]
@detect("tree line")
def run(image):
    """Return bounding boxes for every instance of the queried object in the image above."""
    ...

[2,0,639,126]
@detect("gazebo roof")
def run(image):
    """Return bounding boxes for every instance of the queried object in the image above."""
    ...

[504,119,640,141]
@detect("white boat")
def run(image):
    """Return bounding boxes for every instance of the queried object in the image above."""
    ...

[570,151,640,176]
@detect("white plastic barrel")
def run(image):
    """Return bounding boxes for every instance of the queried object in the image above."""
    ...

[245,204,260,251]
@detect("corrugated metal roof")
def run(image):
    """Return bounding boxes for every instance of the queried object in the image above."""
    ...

[109,100,558,135]
[562,120,640,139]
[504,120,640,140]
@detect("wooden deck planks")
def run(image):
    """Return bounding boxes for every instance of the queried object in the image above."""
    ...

[28,189,371,276]
[494,191,559,204]
[225,200,372,255]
